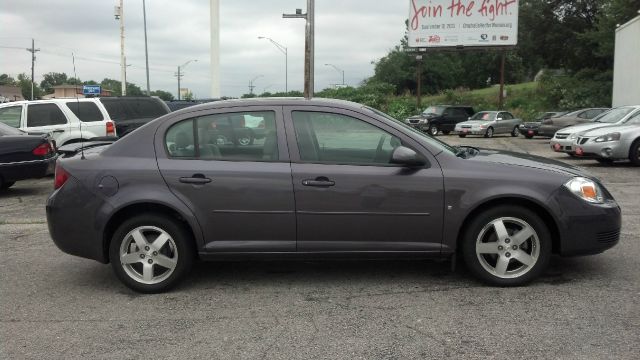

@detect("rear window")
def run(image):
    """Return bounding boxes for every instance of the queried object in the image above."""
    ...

[66,102,104,122]
[101,98,169,121]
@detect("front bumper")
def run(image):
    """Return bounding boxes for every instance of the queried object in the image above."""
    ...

[550,137,577,154]
[554,188,621,256]
[455,127,485,135]
[575,139,628,159]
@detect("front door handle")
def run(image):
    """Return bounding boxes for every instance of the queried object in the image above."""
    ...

[302,177,335,187]
[179,174,212,185]
[51,129,65,133]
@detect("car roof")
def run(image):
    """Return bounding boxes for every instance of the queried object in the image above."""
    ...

[169,97,369,115]
[0,98,100,107]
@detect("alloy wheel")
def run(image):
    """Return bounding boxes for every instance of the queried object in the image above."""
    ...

[119,226,178,285]
[475,217,540,279]
[430,126,438,136]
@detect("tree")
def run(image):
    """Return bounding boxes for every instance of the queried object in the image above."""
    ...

[0,74,16,86]
[151,90,174,101]
[17,73,43,100]
[40,72,69,94]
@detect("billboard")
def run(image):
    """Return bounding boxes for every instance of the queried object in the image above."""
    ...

[408,0,519,48]
[82,85,101,95]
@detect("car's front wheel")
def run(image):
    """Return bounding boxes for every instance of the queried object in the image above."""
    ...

[629,139,640,166]
[109,214,195,293]
[511,126,519,137]
[458,134,467,138]
[461,205,551,286]
[484,127,495,138]
[428,125,439,136]
[0,179,15,190]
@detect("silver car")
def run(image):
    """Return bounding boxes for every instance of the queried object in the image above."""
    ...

[550,106,640,155]
[574,111,640,165]
[455,111,522,138]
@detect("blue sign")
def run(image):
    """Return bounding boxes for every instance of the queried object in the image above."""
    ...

[83,85,101,95]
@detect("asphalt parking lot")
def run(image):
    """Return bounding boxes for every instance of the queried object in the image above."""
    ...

[1,135,638,359]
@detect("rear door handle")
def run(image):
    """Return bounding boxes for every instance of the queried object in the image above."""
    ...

[179,174,212,185]
[302,177,335,187]
[51,130,65,133]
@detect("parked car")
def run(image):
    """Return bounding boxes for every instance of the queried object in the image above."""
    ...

[455,111,522,138]
[0,122,57,190]
[47,98,621,293]
[97,97,170,137]
[165,99,218,112]
[518,111,568,139]
[573,111,640,165]
[204,113,267,146]
[538,108,609,137]
[0,99,116,146]
[404,105,474,136]
[550,106,640,156]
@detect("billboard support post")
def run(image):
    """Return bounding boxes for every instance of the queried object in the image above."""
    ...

[416,55,423,109]
[499,50,506,109]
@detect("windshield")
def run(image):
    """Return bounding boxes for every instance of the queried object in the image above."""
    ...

[595,107,635,123]
[363,106,458,155]
[470,112,496,121]
[422,106,446,116]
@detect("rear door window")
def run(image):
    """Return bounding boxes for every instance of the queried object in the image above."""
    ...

[27,103,67,127]
[66,102,104,122]
[0,106,23,128]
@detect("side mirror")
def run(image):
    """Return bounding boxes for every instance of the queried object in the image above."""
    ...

[391,146,426,167]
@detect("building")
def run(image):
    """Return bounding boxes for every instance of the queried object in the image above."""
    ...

[0,85,25,102]
[612,14,640,107]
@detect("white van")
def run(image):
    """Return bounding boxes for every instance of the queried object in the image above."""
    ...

[0,98,116,146]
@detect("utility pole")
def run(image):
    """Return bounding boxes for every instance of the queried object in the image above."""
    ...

[25,38,40,100]
[143,0,151,96]
[258,37,288,94]
[284,0,314,99]
[325,63,345,86]
[176,66,182,100]
[249,75,263,95]
[210,0,221,98]
[115,0,126,96]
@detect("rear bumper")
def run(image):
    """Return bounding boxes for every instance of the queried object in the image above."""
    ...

[0,156,56,182]
[537,125,560,137]
[47,177,111,263]
[518,128,539,136]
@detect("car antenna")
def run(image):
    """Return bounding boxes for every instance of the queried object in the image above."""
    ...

[72,52,86,160]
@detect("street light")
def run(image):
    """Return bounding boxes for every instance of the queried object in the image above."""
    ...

[258,36,288,94]
[249,75,264,95]
[176,59,197,101]
[325,63,345,86]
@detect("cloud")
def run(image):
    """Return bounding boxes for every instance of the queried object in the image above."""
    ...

[0,0,409,98]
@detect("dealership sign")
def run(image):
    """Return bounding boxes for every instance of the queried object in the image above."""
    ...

[408,0,519,47]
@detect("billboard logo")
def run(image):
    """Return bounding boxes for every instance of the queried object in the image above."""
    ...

[500,35,509,40]
[480,34,488,40]
[428,35,441,43]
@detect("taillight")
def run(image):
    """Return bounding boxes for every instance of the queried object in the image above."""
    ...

[32,142,53,156]
[106,121,115,136]
[54,162,70,190]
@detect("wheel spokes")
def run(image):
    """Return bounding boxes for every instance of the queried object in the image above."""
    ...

[511,226,535,246]
[151,233,171,251]
[494,257,510,276]
[513,252,535,266]
[142,263,154,282]
[154,254,177,270]
[477,242,500,254]
[121,252,142,265]
[131,229,148,249]
[492,220,509,241]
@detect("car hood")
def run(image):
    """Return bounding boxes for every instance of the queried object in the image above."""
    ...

[581,124,640,137]
[467,148,591,178]
[555,122,615,135]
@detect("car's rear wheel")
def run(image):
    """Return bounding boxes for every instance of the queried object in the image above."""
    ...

[596,158,614,165]
[428,125,439,136]
[511,126,519,137]
[484,127,494,138]
[0,178,15,190]
[109,214,195,293]
[524,134,534,139]
[629,139,640,166]
[442,130,451,135]
[461,205,551,286]
[458,134,467,138]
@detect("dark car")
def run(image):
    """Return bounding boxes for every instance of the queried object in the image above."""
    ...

[47,98,621,293]
[165,99,219,112]
[537,108,610,137]
[0,122,57,190]
[405,105,474,136]
[97,97,171,137]
[518,111,569,138]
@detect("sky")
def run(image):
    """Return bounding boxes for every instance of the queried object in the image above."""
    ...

[0,0,409,98]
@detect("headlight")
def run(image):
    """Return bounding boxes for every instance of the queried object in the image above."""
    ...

[570,134,577,140]
[594,132,621,143]
[564,177,604,204]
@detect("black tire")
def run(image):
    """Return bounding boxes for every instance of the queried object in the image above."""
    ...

[461,205,552,286]
[524,135,534,139]
[484,127,494,138]
[442,130,451,135]
[109,214,195,293]
[511,127,519,137]
[458,134,467,138]
[428,125,439,136]
[596,158,614,165]
[0,179,15,190]
[629,139,640,166]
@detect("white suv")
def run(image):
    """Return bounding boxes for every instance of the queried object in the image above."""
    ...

[0,98,116,146]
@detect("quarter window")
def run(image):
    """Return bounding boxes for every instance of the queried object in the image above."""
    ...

[165,111,279,161]
[0,106,22,128]
[27,103,67,127]
[66,102,104,122]
[291,111,402,165]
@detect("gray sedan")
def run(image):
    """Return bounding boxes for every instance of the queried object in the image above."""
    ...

[46,98,621,293]
[455,111,522,138]
[574,111,640,165]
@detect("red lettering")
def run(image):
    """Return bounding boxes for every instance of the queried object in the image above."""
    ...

[410,0,444,30]
[447,0,474,17]
[479,0,517,21]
